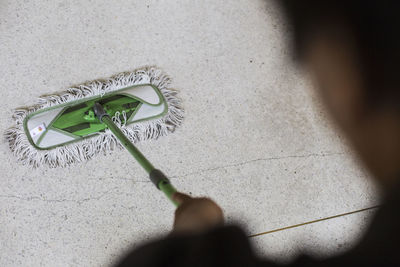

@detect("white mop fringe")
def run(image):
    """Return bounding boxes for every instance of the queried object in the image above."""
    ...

[4,67,184,168]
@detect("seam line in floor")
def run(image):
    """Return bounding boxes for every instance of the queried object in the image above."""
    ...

[248,205,380,238]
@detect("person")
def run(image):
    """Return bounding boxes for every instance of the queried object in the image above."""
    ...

[116,1,400,266]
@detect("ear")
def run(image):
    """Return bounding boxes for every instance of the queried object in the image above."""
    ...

[304,30,366,129]
[305,31,400,185]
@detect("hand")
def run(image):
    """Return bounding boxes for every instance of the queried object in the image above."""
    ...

[172,192,224,234]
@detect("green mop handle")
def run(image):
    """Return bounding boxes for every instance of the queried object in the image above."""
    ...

[93,103,179,206]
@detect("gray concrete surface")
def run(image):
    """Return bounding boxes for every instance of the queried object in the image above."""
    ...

[0,0,380,266]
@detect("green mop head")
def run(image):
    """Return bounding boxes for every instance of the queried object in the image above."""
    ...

[5,67,183,167]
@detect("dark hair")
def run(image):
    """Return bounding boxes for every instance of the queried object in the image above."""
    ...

[276,0,400,108]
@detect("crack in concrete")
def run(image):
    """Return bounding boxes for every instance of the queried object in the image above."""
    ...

[0,152,344,203]
[90,151,344,182]
[169,151,344,179]
[88,177,150,183]
[0,187,119,204]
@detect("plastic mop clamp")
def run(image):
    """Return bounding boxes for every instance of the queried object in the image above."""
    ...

[93,102,179,206]
[5,68,184,207]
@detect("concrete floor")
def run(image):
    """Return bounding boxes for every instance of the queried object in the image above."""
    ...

[0,0,380,266]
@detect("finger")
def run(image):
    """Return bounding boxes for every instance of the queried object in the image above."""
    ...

[172,192,192,205]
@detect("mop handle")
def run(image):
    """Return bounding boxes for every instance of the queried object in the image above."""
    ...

[94,103,179,206]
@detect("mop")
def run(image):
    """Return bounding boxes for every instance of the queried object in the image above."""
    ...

[5,67,184,205]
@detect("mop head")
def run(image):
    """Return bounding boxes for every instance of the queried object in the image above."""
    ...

[5,67,183,168]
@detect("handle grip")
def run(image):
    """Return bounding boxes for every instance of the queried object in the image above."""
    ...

[150,169,179,206]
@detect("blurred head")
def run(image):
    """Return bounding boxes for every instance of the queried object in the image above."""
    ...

[276,0,400,186]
